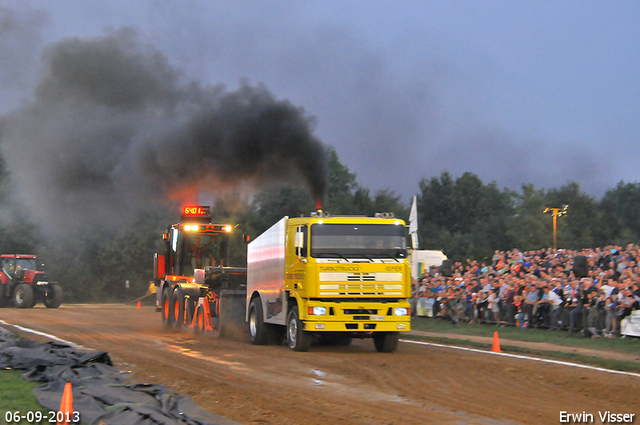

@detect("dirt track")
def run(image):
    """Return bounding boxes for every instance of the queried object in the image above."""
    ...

[1,304,639,425]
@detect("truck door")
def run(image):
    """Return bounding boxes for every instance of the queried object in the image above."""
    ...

[286,225,308,296]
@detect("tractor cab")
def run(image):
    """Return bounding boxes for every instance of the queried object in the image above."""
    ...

[1,255,38,283]
[154,206,233,280]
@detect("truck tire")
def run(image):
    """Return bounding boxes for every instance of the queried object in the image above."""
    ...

[14,284,34,308]
[373,332,399,353]
[248,297,269,345]
[287,305,311,352]
[194,304,206,334]
[171,286,185,331]
[161,286,173,330]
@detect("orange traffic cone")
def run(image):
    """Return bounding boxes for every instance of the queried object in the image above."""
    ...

[57,382,73,425]
[491,331,502,353]
[137,301,141,309]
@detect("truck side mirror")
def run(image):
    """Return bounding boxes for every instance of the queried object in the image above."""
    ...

[294,231,304,258]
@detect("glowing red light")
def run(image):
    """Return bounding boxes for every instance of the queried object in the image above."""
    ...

[183,206,208,216]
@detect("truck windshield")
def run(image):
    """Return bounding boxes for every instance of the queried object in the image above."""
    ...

[181,232,229,273]
[310,224,407,259]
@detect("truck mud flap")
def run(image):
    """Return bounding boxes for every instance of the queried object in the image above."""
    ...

[219,289,247,341]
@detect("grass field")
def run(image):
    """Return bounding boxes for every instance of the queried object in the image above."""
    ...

[0,370,48,425]
[410,316,640,372]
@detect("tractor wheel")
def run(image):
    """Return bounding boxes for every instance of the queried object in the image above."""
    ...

[287,305,311,352]
[171,286,185,331]
[248,297,270,345]
[194,304,206,334]
[14,284,34,309]
[373,332,399,353]
[161,286,173,331]
[185,297,196,328]
[44,284,63,308]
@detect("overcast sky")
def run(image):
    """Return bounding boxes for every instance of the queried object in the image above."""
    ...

[2,0,639,202]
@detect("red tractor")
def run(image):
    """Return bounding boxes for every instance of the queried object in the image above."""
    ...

[0,254,62,308]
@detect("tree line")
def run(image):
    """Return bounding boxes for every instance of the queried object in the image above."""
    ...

[1,148,640,302]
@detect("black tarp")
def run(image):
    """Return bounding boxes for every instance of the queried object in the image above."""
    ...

[0,327,240,425]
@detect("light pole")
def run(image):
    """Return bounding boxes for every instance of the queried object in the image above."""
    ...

[543,205,568,250]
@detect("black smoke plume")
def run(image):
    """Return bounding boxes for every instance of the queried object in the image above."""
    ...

[0,28,327,235]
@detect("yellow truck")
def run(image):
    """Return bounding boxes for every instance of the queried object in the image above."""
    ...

[247,212,411,352]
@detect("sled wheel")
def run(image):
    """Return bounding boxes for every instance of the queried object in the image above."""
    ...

[194,304,206,334]
[171,286,185,331]
[161,286,173,330]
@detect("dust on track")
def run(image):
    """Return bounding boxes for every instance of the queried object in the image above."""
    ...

[1,304,638,425]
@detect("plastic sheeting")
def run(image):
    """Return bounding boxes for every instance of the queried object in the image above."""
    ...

[0,327,240,425]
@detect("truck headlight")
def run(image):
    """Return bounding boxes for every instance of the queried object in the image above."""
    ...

[394,307,408,316]
[308,306,327,316]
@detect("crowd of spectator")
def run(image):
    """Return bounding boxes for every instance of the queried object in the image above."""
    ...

[411,245,640,337]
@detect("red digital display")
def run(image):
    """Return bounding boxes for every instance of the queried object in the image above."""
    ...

[182,206,210,216]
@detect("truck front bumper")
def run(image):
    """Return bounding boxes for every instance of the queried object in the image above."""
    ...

[301,300,411,332]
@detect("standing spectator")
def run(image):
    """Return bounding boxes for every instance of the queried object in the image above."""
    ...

[524,284,540,327]
[604,294,620,337]
[548,284,564,330]
[487,289,501,323]
[588,291,607,337]
[503,283,516,325]
[476,291,488,323]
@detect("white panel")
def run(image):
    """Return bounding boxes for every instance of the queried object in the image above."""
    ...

[319,273,349,281]
[375,273,403,282]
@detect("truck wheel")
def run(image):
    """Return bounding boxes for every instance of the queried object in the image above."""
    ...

[248,297,270,345]
[373,332,399,353]
[161,286,173,330]
[287,305,311,352]
[194,304,205,334]
[14,284,34,309]
[171,286,185,331]
[44,284,63,308]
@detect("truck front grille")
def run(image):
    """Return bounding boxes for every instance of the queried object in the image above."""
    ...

[344,309,378,315]
[318,283,403,296]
